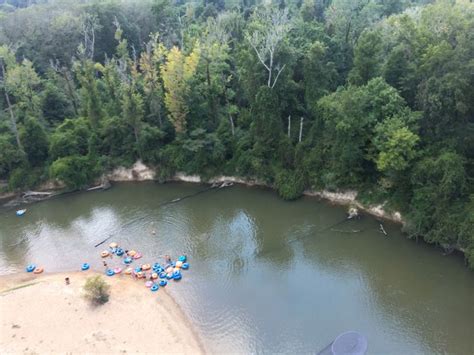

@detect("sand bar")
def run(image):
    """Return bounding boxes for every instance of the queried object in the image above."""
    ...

[0,272,205,354]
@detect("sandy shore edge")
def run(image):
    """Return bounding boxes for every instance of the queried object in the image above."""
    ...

[0,271,205,354]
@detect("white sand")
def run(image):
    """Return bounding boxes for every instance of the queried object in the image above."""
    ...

[0,272,204,354]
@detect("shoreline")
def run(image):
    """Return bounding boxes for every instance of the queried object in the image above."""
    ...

[0,160,404,225]
[0,271,206,354]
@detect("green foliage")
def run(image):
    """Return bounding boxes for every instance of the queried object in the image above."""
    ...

[50,155,100,190]
[83,275,110,306]
[19,118,48,167]
[49,118,90,160]
[0,131,24,179]
[8,167,40,191]
[41,82,74,124]
[275,168,305,200]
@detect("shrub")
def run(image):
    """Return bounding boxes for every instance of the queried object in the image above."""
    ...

[275,168,305,200]
[83,276,110,306]
[50,155,100,190]
[8,166,41,191]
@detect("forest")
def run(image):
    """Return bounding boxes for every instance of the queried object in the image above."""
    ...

[0,0,473,267]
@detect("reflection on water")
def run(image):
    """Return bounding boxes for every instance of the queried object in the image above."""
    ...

[0,182,473,354]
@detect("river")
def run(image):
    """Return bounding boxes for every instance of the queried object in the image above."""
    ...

[0,182,472,354]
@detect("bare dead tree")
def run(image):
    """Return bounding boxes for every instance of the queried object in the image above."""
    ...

[246,7,291,89]
[299,117,304,143]
[287,115,291,138]
[80,13,100,60]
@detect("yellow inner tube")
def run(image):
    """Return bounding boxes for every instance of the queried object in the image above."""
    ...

[128,250,137,257]
[109,242,118,248]
[101,251,110,258]
[175,261,183,268]
[124,268,133,275]
[151,273,158,279]
[137,271,144,278]
[33,267,44,274]
[141,264,151,271]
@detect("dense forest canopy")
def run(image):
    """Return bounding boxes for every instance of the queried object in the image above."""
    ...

[0,0,473,267]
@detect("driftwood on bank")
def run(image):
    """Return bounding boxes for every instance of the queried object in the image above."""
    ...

[22,191,54,198]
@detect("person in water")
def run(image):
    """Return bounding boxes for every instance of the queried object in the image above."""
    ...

[164,255,172,267]
[103,260,108,268]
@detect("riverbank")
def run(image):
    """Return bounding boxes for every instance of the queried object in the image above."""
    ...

[0,271,205,354]
[0,161,403,223]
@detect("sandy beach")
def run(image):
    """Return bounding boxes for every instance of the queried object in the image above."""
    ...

[0,271,205,354]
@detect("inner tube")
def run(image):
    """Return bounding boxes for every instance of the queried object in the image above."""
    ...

[145,281,153,288]
[81,263,90,271]
[135,267,142,273]
[141,263,151,271]
[151,273,158,279]
[16,209,26,216]
[106,269,115,276]
[114,267,122,274]
[101,250,110,258]
[181,263,189,270]
[109,242,118,249]
[173,272,182,281]
[133,253,142,260]
[124,268,133,275]
[33,267,44,274]
[175,261,183,268]
[137,271,144,279]
[153,263,161,270]
[116,248,124,256]
[159,280,167,287]
[128,250,137,257]
[159,272,167,279]
[178,255,187,262]
[26,264,36,273]
[165,266,174,274]
[166,273,173,280]
[150,284,159,292]
[123,257,133,264]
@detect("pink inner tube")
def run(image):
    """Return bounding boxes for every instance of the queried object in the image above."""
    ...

[114,267,122,274]
[145,281,153,288]
[133,253,143,259]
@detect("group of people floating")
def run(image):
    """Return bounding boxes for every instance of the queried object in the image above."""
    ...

[95,242,189,292]
[26,241,189,293]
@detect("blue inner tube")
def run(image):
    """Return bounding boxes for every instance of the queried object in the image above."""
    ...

[116,248,124,256]
[134,267,142,273]
[181,263,189,270]
[81,263,90,271]
[123,257,133,264]
[153,266,163,273]
[26,264,36,272]
[153,263,161,269]
[159,280,167,287]
[178,255,187,262]
[166,273,173,280]
[106,269,115,276]
[159,272,167,279]
[173,271,182,280]
[150,284,159,292]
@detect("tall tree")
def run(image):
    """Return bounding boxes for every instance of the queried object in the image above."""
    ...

[246,6,291,89]
[161,45,200,134]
